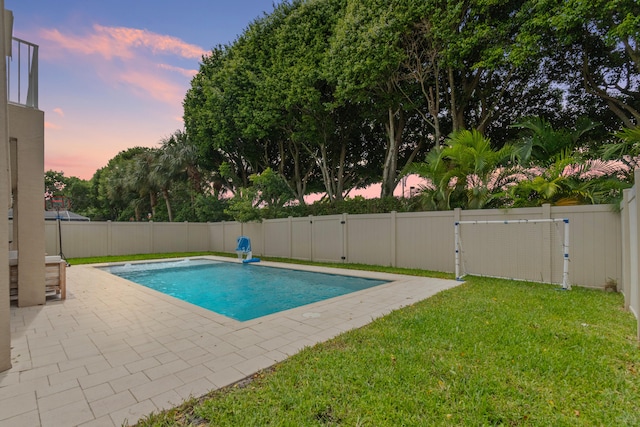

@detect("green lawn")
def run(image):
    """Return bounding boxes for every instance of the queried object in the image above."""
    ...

[73,254,639,426]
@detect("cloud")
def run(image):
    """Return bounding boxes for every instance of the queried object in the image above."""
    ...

[40,24,206,60]
[96,25,205,59]
[158,63,199,78]
[53,107,64,117]
[45,121,62,130]
[38,24,205,106]
[117,69,185,104]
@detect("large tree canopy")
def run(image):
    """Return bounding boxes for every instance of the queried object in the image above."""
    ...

[518,0,639,128]
[72,0,637,221]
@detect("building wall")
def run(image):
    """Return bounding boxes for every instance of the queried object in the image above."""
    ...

[0,0,12,372]
[9,103,45,307]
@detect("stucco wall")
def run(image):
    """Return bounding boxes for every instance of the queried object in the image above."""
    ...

[9,104,45,307]
[1,0,12,372]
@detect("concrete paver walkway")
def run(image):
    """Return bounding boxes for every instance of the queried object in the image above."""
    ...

[0,257,460,426]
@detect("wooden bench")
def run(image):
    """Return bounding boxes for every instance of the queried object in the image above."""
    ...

[9,253,66,302]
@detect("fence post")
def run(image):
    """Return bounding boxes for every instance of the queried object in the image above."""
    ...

[634,170,640,341]
[148,221,154,254]
[107,220,112,256]
[222,221,227,252]
[453,208,461,273]
[390,211,397,267]
[206,222,211,252]
[309,215,314,262]
[288,216,293,259]
[261,218,265,257]
[542,203,553,283]
[342,213,348,263]
[454,208,461,223]
[184,221,189,252]
[621,189,631,310]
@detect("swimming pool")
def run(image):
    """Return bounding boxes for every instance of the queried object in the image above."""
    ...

[102,259,389,321]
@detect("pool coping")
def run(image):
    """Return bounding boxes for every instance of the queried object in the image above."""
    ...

[1,257,461,427]
[94,256,420,324]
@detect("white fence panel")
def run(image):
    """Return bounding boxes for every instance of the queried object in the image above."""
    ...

[110,223,152,255]
[186,223,212,252]
[223,222,242,253]
[242,222,263,256]
[263,218,291,258]
[396,211,454,271]
[153,223,188,253]
[54,222,109,258]
[553,205,621,289]
[291,217,312,260]
[209,222,225,252]
[347,214,392,266]
[457,207,552,283]
[207,221,242,253]
[311,215,344,263]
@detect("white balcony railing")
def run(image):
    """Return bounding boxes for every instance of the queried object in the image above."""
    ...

[6,37,38,108]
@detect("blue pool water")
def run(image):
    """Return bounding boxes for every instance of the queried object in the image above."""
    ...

[102,259,388,321]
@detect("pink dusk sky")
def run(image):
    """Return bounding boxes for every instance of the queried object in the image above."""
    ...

[6,0,284,180]
[6,0,423,197]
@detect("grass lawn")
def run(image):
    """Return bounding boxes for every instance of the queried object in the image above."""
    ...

[70,254,640,426]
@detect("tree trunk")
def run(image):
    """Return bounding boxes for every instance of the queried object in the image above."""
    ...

[318,143,335,202]
[380,107,405,198]
[149,193,157,219]
[448,66,462,131]
[162,189,173,222]
[428,84,442,146]
[335,142,347,200]
[582,56,640,128]
[287,139,309,205]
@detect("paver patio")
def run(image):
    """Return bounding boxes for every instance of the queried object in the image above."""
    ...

[0,257,460,426]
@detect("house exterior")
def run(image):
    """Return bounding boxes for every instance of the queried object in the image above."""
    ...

[1,0,46,372]
[8,209,91,222]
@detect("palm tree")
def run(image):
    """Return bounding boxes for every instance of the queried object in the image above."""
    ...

[511,116,600,164]
[151,148,176,222]
[508,150,629,207]
[506,118,632,207]
[129,149,160,220]
[158,130,224,220]
[160,130,205,195]
[410,129,516,209]
[600,127,640,174]
[104,163,143,220]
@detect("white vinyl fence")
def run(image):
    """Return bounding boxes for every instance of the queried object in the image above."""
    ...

[41,204,621,292]
[621,170,640,340]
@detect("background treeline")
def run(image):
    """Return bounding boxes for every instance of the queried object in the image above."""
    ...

[45,0,639,221]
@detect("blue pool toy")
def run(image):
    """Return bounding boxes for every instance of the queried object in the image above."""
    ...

[235,236,252,261]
